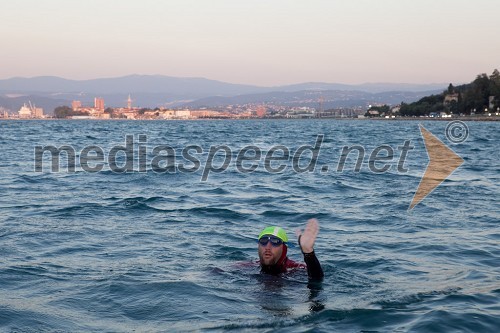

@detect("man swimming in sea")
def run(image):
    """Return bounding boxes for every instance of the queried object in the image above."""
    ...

[258,219,324,280]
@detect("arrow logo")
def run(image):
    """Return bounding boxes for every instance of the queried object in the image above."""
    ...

[409,124,464,210]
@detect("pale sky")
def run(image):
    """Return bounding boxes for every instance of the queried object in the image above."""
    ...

[1,0,499,86]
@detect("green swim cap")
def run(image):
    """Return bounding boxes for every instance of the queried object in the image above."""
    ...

[258,226,288,243]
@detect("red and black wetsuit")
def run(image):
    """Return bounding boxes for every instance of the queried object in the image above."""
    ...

[259,244,324,280]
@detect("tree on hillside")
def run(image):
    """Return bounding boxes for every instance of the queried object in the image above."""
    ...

[457,92,465,114]
[104,107,115,118]
[365,104,390,117]
[54,106,72,118]
[489,69,500,109]
[471,74,490,112]
[448,100,458,114]
[447,83,455,94]
[400,69,499,116]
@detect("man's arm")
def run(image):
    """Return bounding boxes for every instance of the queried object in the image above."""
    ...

[303,250,324,280]
[296,219,324,280]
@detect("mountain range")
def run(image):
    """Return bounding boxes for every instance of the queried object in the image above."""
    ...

[0,75,447,113]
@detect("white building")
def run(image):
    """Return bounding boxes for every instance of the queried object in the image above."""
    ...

[18,103,43,118]
[0,107,9,118]
[174,110,191,119]
[32,107,43,118]
[18,104,32,118]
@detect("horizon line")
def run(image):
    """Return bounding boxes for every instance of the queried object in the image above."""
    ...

[0,74,453,88]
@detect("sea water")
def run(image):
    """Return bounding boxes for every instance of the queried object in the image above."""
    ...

[0,119,498,332]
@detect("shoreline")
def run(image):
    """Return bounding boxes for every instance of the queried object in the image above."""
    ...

[1,116,499,122]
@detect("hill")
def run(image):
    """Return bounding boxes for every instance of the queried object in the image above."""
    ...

[0,74,446,113]
[400,69,500,116]
[182,89,437,109]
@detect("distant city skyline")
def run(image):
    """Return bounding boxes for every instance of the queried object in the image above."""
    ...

[1,0,499,86]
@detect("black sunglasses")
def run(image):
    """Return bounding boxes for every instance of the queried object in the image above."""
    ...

[258,235,284,247]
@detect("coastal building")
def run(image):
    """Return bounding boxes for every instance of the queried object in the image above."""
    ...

[32,107,43,118]
[190,110,221,118]
[286,107,315,118]
[71,115,96,119]
[160,110,176,119]
[391,105,401,114]
[121,110,136,119]
[0,107,9,118]
[444,93,459,105]
[94,97,105,110]
[72,100,82,111]
[316,108,362,118]
[18,103,42,118]
[127,94,132,109]
[18,104,32,118]
[175,110,191,119]
[256,106,266,117]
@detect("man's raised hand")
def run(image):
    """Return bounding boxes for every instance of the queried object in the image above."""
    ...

[295,219,319,254]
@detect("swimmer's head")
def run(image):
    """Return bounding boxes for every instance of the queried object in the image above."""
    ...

[258,226,288,243]
[257,226,288,266]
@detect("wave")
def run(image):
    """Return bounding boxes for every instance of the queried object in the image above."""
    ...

[48,202,107,217]
[193,187,231,195]
[13,174,62,185]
